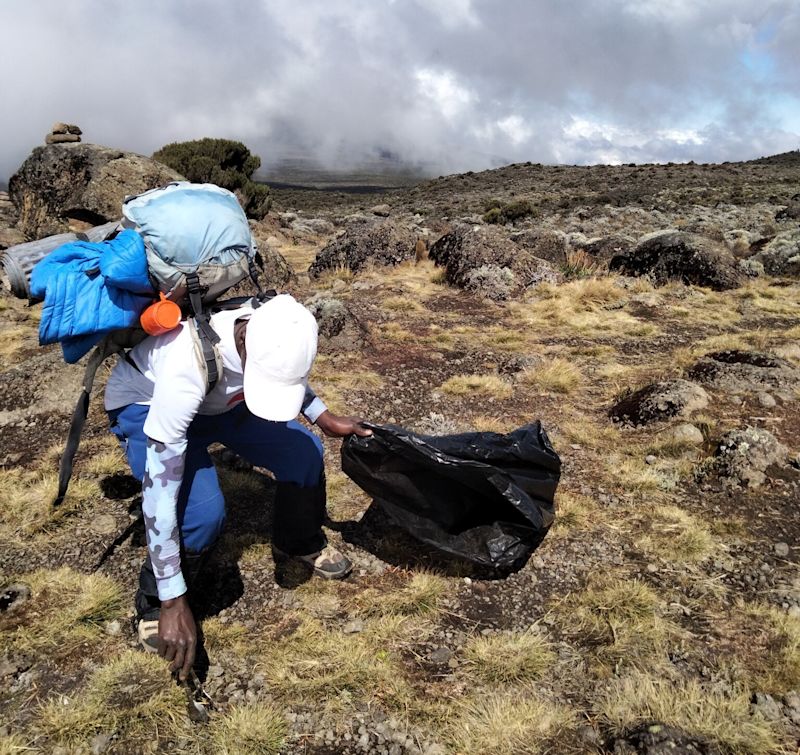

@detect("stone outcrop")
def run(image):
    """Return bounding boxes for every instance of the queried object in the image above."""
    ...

[308,221,417,277]
[609,230,744,290]
[751,230,800,277]
[428,224,560,299]
[8,142,183,239]
[510,229,569,265]
[712,426,789,488]
[687,350,800,398]
[610,379,709,426]
[304,294,370,352]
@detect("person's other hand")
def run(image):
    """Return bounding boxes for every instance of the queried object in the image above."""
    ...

[158,594,197,681]
[316,410,372,438]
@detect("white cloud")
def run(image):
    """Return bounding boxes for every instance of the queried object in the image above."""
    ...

[0,0,799,181]
[415,68,475,121]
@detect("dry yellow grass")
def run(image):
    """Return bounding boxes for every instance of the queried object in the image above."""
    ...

[464,630,555,683]
[0,568,123,656]
[635,505,716,563]
[550,491,601,537]
[359,571,449,618]
[381,294,427,313]
[0,469,98,537]
[35,651,187,750]
[734,602,800,693]
[448,691,576,755]
[211,702,288,755]
[519,357,582,394]
[555,577,679,675]
[439,373,512,399]
[599,673,778,754]
[0,734,33,755]
[257,617,411,709]
[0,325,30,361]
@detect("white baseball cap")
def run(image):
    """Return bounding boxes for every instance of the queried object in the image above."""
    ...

[243,294,318,421]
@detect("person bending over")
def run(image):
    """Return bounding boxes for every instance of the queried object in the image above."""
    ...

[104,293,371,678]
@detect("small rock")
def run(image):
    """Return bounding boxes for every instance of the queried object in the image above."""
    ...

[207,665,224,679]
[645,454,657,465]
[343,618,365,634]
[90,732,113,754]
[775,542,790,558]
[428,647,453,664]
[92,514,118,535]
[668,423,705,446]
[752,692,783,721]
[370,204,391,217]
[532,556,545,569]
[104,620,121,636]
[758,393,777,408]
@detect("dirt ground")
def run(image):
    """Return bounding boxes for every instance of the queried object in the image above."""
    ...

[1,157,800,755]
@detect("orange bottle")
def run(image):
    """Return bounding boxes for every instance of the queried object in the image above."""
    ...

[140,293,181,336]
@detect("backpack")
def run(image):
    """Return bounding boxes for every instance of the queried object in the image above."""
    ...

[35,182,269,506]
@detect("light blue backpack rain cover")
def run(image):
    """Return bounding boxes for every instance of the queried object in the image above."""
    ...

[31,182,259,506]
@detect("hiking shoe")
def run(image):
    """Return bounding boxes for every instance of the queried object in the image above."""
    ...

[138,618,160,653]
[274,545,353,580]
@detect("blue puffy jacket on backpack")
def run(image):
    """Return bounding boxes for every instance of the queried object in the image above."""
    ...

[30,229,154,363]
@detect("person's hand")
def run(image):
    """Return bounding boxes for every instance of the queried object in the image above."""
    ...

[158,594,197,681]
[316,410,372,438]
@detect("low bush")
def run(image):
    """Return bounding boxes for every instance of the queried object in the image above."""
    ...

[153,138,270,219]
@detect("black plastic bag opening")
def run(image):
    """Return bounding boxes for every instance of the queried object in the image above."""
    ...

[341,422,560,575]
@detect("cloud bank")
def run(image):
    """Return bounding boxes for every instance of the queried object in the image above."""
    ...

[1,0,798,181]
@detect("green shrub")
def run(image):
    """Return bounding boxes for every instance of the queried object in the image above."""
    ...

[482,207,505,224]
[152,138,270,219]
[503,199,534,221]
[481,198,535,225]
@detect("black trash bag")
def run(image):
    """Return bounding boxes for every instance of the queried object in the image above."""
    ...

[341,421,560,573]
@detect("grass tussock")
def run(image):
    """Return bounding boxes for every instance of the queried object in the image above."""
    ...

[440,373,512,399]
[381,294,427,314]
[464,631,555,683]
[606,454,680,493]
[555,577,678,675]
[635,506,716,563]
[0,325,30,361]
[448,691,576,755]
[551,491,601,536]
[519,357,582,394]
[0,734,33,755]
[0,567,123,656]
[599,673,778,755]
[360,571,449,618]
[258,617,411,707]
[730,603,800,693]
[36,651,186,749]
[0,469,98,537]
[211,702,288,755]
[325,468,369,520]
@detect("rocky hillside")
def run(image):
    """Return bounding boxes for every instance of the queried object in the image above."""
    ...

[1,142,799,754]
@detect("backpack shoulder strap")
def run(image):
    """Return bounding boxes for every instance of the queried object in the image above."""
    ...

[54,335,123,507]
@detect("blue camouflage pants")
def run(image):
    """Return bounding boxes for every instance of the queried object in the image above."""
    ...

[108,402,326,555]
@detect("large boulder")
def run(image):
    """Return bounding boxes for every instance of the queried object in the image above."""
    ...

[687,350,799,398]
[429,224,560,300]
[609,231,744,290]
[304,294,370,352]
[308,221,416,278]
[577,235,634,263]
[751,230,800,277]
[711,426,789,488]
[510,228,568,265]
[610,379,709,426]
[8,143,183,239]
